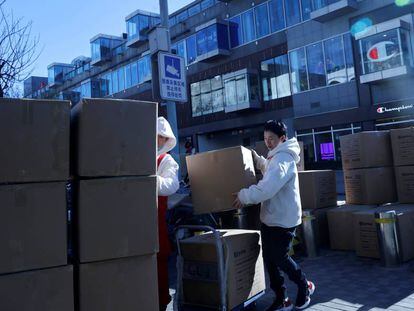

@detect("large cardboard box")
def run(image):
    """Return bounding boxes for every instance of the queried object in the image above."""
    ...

[0,98,70,183]
[353,205,414,261]
[255,140,305,171]
[327,204,376,250]
[340,131,393,170]
[78,255,158,311]
[395,166,414,203]
[71,98,157,177]
[344,167,397,205]
[75,176,157,263]
[180,230,265,310]
[390,127,414,166]
[298,170,337,210]
[187,146,257,214]
[0,265,74,311]
[0,182,67,274]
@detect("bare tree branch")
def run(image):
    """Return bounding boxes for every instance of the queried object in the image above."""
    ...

[0,0,41,97]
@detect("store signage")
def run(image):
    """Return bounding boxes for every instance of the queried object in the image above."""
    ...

[376,104,414,114]
[367,41,398,62]
[158,52,187,102]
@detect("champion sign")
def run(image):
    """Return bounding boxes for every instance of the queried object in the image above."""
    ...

[376,104,414,114]
[367,41,398,62]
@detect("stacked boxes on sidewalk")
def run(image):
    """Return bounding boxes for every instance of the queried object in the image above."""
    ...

[0,98,74,311]
[71,98,159,311]
[326,130,414,262]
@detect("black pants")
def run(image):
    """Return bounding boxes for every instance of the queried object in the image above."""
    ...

[261,223,307,300]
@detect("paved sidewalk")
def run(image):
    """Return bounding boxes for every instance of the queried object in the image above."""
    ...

[167,250,414,310]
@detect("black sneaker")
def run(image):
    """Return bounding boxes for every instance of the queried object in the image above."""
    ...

[295,281,315,310]
[265,298,293,311]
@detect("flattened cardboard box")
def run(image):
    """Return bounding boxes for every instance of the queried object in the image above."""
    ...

[327,205,376,251]
[298,170,337,210]
[390,127,414,166]
[255,141,305,171]
[75,176,157,263]
[0,98,70,183]
[353,205,414,261]
[0,182,67,274]
[71,98,157,177]
[180,230,265,310]
[187,146,257,214]
[78,255,158,311]
[395,166,414,203]
[340,131,393,170]
[344,167,397,205]
[0,265,74,311]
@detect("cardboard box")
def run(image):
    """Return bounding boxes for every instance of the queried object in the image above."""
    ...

[390,127,414,166]
[71,98,157,177]
[395,166,414,203]
[255,141,305,171]
[344,167,397,205]
[340,131,393,170]
[78,255,158,311]
[180,230,265,310]
[75,176,157,263]
[0,182,67,274]
[187,146,257,214]
[0,98,70,183]
[327,204,376,250]
[353,205,414,261]
[0,265,74,311]
[298,170,337,210]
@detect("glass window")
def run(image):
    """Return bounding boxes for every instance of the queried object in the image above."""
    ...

[324,36,346,85]
[188,4,201,16]
[200,79,211,94]
[333,130,352,163]
[236,74,248,105]
[269,0,285,32]
[255,3,270,38]
[138,15,150,36]
[261,58,277,101]
[176,40,186,59]
[301,0,312,21]
[229,15,243,48]
[360,29,402,74]
[81,82,91,98]
[131,61,138,86]
[169,16,176,27]
[343,34,355,81]
[275,54,291,98]
[118,67,125,91]
[111,71,118,94]
[400,29,413,68]
[91,40,101,62]
[186,35,197,64]
[249,74,260,102]
[306,42,326,89]
[298,135,316,165]
[224,78,237,108]
[201,92,213,114]
[315,132,334,161]
[138,56,151,83]
[176,10,188,23]
[107,73,113,95]
[211,75,222,90]
[197,25,218,56]
[100,75,109,96]
[241,10,256,43]
[217,24,229,50]
[212,88,224,112]
[284,0,301,27]
[125,64,132,89]
[289,48,308,93]
[191,82,201,96]
[192,95,202,117]
[201,0,215,10]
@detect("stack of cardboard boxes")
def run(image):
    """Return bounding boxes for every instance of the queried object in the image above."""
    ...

[0,98,74,310]
[71,98,159,311]
[327,130,414,261]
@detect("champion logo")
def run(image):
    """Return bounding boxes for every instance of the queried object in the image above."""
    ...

[367,41,398,62]
[376,104,414,114]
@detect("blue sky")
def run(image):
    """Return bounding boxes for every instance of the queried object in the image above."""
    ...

[10,0,194,77]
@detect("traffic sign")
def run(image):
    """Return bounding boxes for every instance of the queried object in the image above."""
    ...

[158,52,188,102]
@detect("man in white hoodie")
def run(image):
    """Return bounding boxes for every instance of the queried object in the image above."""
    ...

[233,121,315,311]
[156,117,180,311]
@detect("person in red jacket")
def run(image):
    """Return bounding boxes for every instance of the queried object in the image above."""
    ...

[157,117,179,311]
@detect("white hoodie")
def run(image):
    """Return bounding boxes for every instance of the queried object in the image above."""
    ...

[238,138,302,228]
[157,117,179,197]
